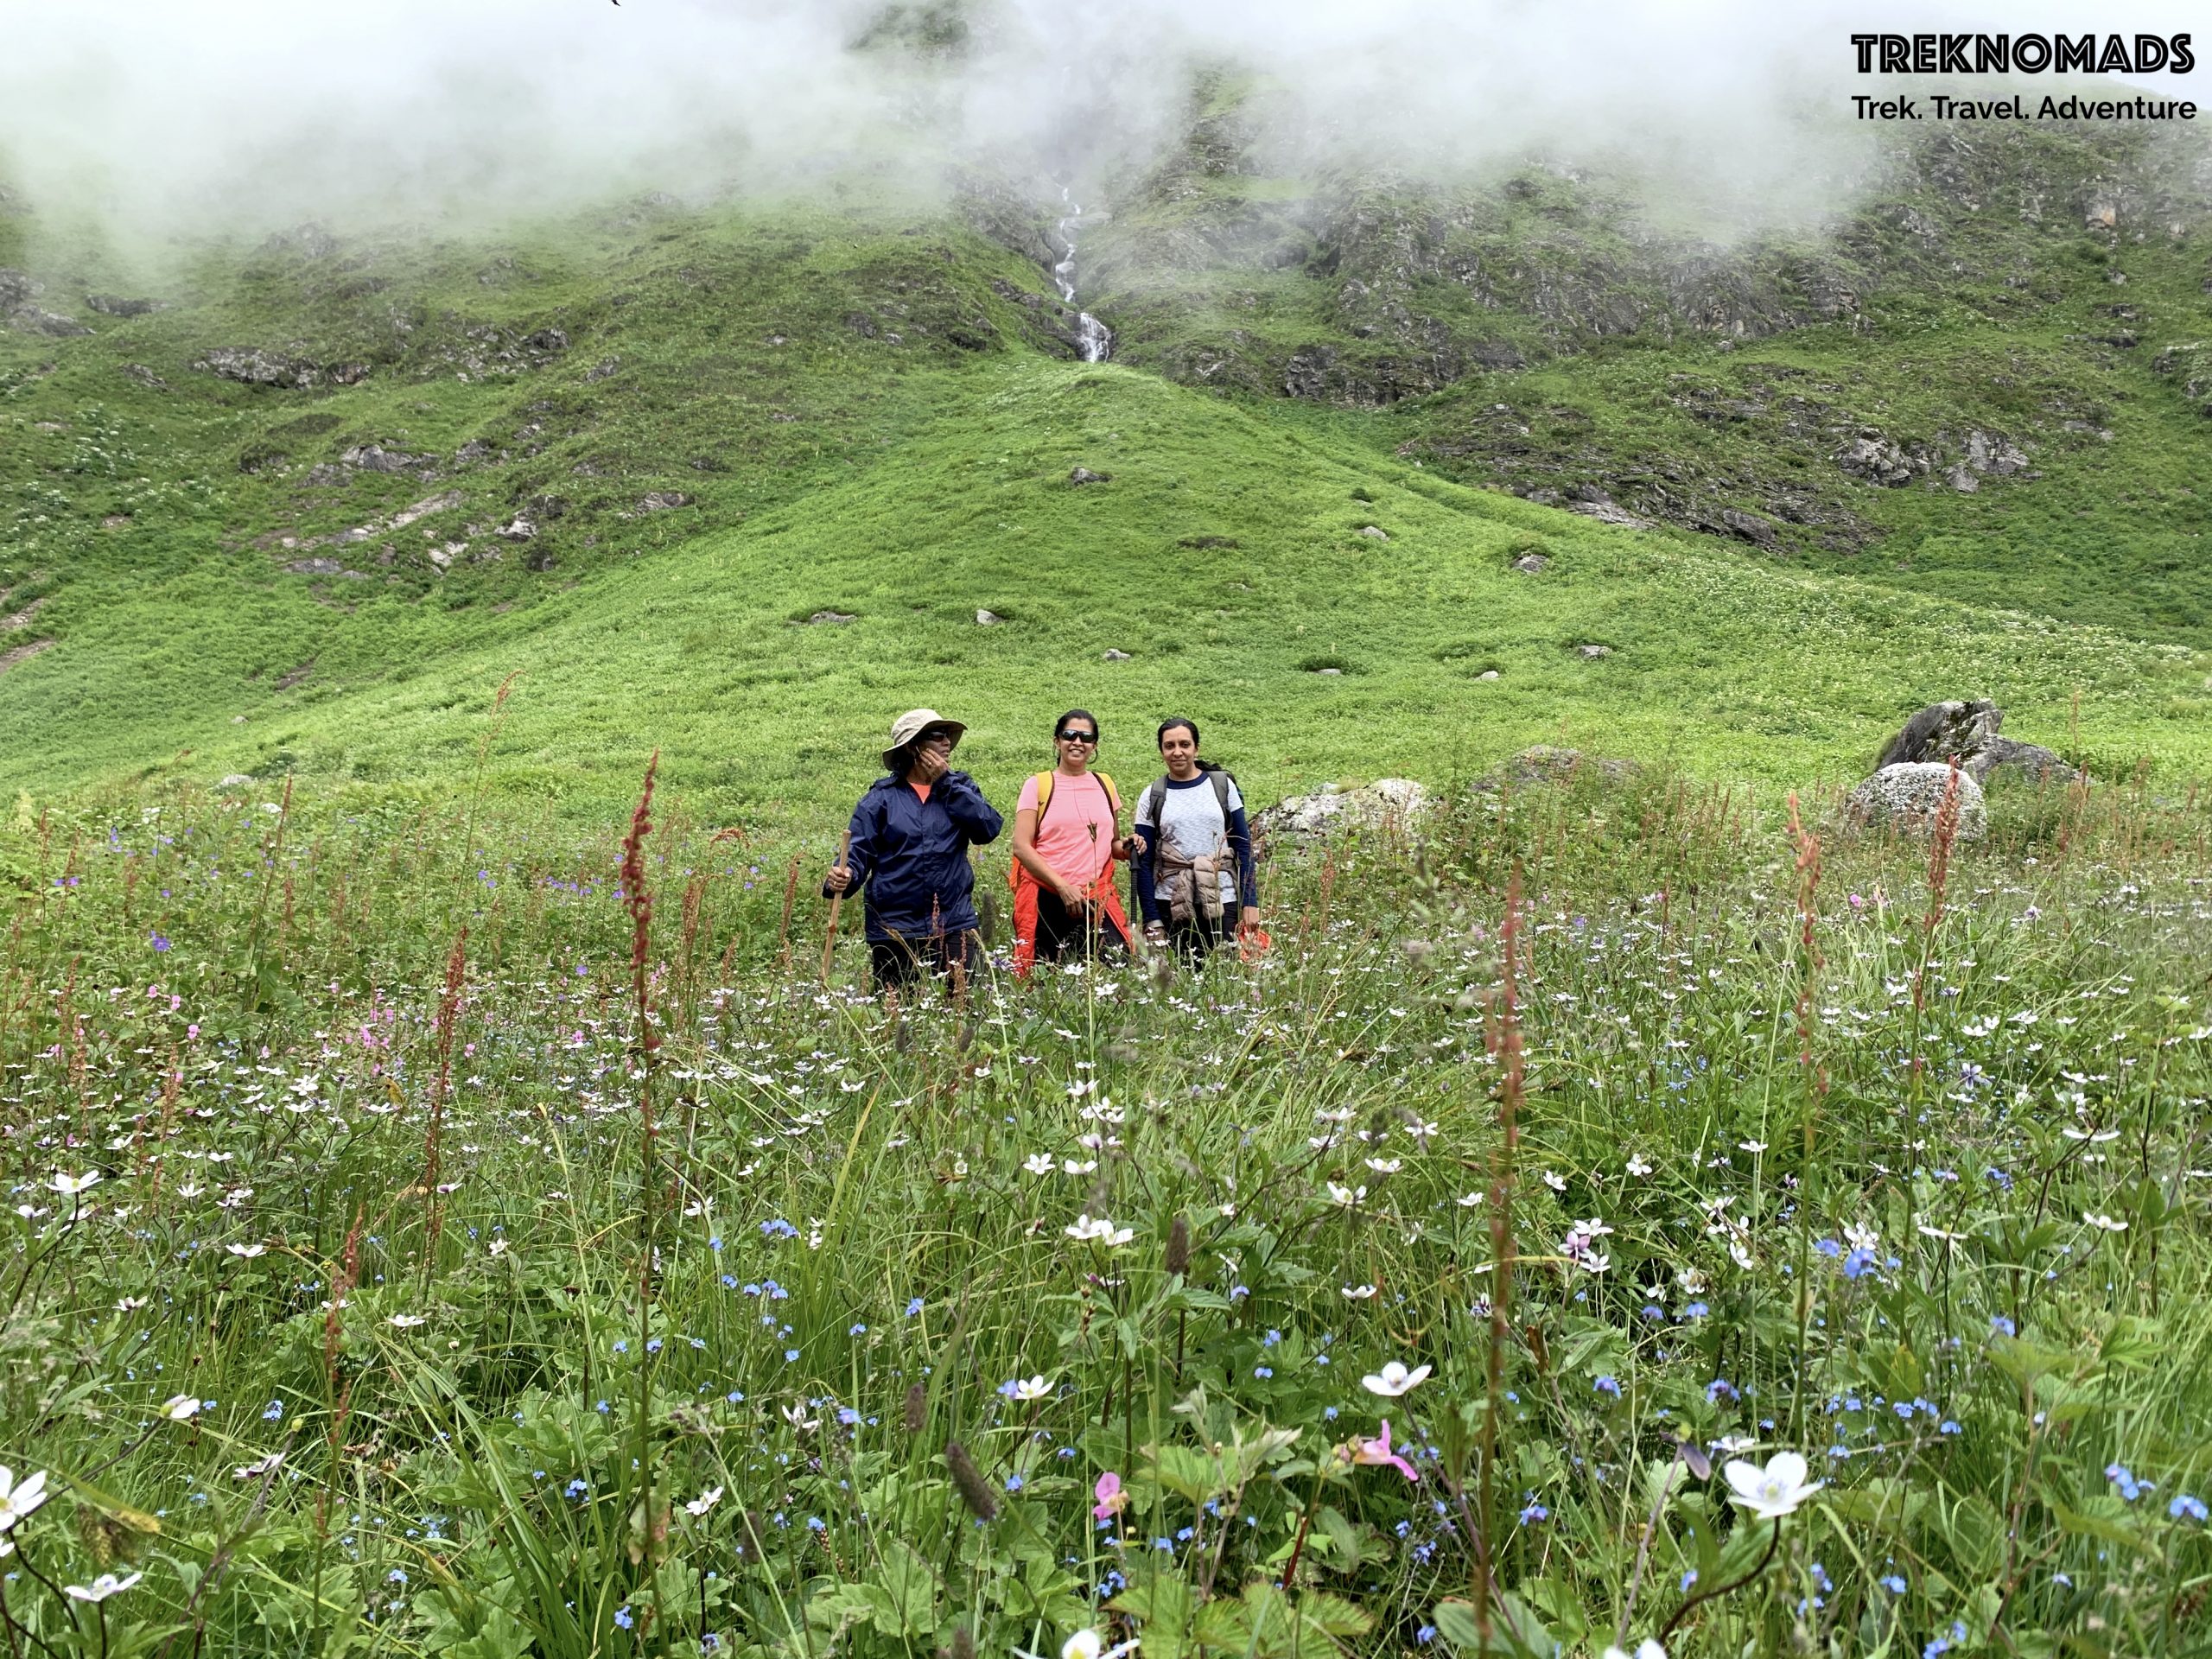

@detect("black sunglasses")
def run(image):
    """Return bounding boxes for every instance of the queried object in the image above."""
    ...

[1056,729,1097,743]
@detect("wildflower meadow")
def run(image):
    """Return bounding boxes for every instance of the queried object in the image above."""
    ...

[1,753,2209,1659]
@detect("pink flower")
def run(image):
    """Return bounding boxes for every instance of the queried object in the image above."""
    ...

[1352,1420,1419,1483]
[1093,1471,1128,1520]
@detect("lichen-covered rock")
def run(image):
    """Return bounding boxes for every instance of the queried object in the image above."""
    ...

[1846,763,1987,841]
[1252,779,1430,843]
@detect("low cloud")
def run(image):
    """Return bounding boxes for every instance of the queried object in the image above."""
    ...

[2,0,2203,243]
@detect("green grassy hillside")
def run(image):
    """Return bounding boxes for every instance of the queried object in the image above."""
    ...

[2,109,2209,820]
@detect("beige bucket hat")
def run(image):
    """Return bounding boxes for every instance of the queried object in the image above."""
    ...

[882,708,966,770]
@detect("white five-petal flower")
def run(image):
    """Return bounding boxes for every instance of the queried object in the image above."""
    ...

[1723,1451,1823,1519]
[1361,1360,1433,1398]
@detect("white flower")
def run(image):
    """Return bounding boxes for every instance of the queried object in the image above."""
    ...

[1916,1224,1968,1243]
[159,1395,202,1421]
[1010,1375,1054,1402]
[66,1571,143,1602]
[1728,1240,1755,1272]
[1341,1283,1377,1300]
[1723,1451,1823,1519]
[1577,1250,1613,1275]
[1060,1630,1138,1659]
[684,1485,724,1516]
[0,1468,49,1531]
[1843,1223,1879,1254]
[388,1313,429,1328]
[233,1452,285,1479]
[487,1238,510,1255]
[49,1172,101,1197]
[1738,1140,1767,1154]
[1600,1641,1667,1659]
[1326,1183,1367,1209]
[2083,1212,2128,1233]
[1065,1215,1133,1247]
[1675,1268,1707,1295]
[115,1296,147,1313]
[1022,1154,1055,1177]
[1363,1158,1403,1175]
[1361,1360,1433,1398]
[226,1243,267,1258]
[1456,1191,1485,1207]
[1624,1154,1653,1179]
[1541,1170,1567,1192]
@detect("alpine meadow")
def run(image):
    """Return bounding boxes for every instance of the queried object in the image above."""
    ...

[2,5,2211,1657]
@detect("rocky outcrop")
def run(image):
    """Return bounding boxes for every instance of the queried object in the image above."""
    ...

[10,308,88,338]
[195,348,369,390]
[1846,763,1988,841]
[86,295,162,317]
[1477,746,1641,791]
[1253,779,1430,843]
[340,443,433,474]
[1875,700,2078,785]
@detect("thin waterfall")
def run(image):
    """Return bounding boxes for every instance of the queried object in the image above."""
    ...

[1052,187,1112,364]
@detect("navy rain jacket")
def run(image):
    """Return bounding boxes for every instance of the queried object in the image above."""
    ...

[834,771,1004,942]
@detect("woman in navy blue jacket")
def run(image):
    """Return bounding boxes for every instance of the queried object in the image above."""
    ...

[825,709,1004,992]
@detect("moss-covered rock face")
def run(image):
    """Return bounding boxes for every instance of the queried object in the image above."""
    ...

[0,89,2207,808]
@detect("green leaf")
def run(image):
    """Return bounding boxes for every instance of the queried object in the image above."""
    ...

[868,1536,943,1638]
[2046,1497,2152,1556]
[1144,1444,1223,1503]
[1110,1574,1194,1659]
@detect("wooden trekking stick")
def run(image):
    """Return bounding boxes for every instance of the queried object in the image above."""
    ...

[1114,808,1147,961]
[820,830,853,986]
[775,855,801,966]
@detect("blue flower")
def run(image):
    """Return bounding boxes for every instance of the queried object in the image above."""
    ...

[1880,1573,1908,1594]
[614,1608,634,1630]
[2171,1494,2208,1523]
[1593,1376,1621,1399]
[906,1298,925,1317]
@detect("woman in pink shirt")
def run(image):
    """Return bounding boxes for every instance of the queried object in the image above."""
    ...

[1007,709,1135,974]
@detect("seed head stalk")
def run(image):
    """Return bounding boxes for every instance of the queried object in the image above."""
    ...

[620,752,663,1580]
[1784,793,1827,1444]
[1476,867,1526,1647]
[1904,760,1964,1224]
[421,928,467,1287]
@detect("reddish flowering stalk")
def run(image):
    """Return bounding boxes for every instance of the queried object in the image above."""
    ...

[620,752,662,1571]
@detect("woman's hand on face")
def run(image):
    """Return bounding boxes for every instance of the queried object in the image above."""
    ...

[912,746,950,785]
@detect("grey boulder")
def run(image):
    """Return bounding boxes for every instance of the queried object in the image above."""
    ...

[1252,779,1431,843]
[1846,763,1987,841]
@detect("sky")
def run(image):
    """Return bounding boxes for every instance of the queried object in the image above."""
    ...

[1,0,2204,237]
